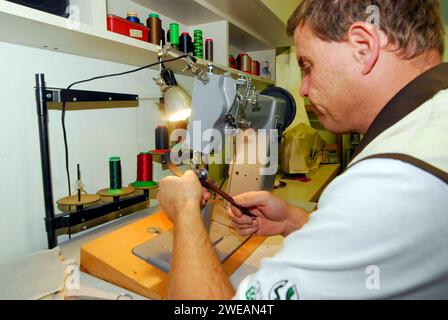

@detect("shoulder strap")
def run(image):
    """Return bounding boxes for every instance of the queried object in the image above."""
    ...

[351,153,448,184]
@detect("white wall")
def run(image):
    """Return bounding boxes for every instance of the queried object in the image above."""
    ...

[445,26,448,62]
[0,41,193,262]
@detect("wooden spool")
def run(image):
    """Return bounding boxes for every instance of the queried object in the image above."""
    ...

[57,194,101,207]
[97,186,135,198]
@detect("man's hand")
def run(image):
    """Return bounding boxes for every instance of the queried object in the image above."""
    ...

[159,170,235,300]
[157,170,211,222]
[228,191,309,237]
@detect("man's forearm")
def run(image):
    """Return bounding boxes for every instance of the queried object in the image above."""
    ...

[169,202,235,300]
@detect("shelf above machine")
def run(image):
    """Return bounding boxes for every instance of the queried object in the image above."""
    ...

[131,0,292,51]
[0,1,275,88]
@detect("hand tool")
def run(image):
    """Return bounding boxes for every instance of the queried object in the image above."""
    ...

[191,166,257,218]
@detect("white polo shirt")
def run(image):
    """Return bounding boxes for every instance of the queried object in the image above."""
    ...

[234,158,448,300]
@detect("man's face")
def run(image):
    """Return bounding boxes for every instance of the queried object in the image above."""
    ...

[295,23,365,134]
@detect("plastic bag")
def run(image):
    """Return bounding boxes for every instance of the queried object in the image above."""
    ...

[281,123,326,174]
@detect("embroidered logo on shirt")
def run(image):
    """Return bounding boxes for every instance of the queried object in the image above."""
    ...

[245,281,263,300]
[269,280,299,300]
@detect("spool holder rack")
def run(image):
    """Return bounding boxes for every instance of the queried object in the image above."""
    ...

[35,73,149,249]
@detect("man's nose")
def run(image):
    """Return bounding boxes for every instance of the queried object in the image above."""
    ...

[299,77,310,98]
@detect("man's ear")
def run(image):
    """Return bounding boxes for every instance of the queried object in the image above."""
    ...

[347,22,381,75]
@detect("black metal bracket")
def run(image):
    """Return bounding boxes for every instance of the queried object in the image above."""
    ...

[44,88,138,104]
[51,191,149,230]
[35,74,146,249]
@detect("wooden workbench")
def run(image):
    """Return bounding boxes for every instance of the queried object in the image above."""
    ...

[274,164,342,203]
[61,163,341,299]
[80,203,265,300]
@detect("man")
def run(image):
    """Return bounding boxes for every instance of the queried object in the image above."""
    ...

[158,0,448,299]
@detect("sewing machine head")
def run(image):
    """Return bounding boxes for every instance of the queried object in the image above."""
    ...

[153,46,295,157]
[187,71,295,156]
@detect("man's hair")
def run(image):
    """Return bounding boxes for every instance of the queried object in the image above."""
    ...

[287,0,445,59]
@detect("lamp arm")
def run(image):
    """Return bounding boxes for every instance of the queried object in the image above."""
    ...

[158,45,209,84]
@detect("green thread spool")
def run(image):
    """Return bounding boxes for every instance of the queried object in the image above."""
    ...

[193,30,204,58]
[169,23,179,48]
[109,156,122,190]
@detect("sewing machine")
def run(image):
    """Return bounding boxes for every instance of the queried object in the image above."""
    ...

[133,48,296,272]
[185,70,296,196]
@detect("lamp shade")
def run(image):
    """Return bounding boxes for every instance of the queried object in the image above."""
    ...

[163,86,192,122]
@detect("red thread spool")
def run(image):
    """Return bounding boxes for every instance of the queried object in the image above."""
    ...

[237,53,252,74]
[252,60,260,76]
[229,55,237,69]
[137,152,153,182]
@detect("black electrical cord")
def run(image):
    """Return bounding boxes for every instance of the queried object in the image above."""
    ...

[61,55,189,196]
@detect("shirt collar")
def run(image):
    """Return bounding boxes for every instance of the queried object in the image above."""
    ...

[352,62,448,159]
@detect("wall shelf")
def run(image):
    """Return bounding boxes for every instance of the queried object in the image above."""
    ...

[126,0,282,80]
[131,0,291,51]
[0,0,276,88]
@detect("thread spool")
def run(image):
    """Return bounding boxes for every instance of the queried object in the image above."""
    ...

[205,39,214,61]
[147,13,162,45]
[179,32,192,54]
[252,60,260,76]
[109,156,122,190]
[189,37,194,54]
[131,153,158,189]
[237,53,252,74]
[193,30,204,58]
[155,125,169,150]
[161,28,165,46]
[126,12,140,24]
[229,55,237,68]
[137,153,153,182]
[169,23,179,48]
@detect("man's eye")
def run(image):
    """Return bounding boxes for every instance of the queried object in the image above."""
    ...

[303,65,312,75]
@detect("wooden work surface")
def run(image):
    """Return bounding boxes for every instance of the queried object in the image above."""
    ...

[78,164,341,300]
[274,164,341,203]
[80,203,265,300]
